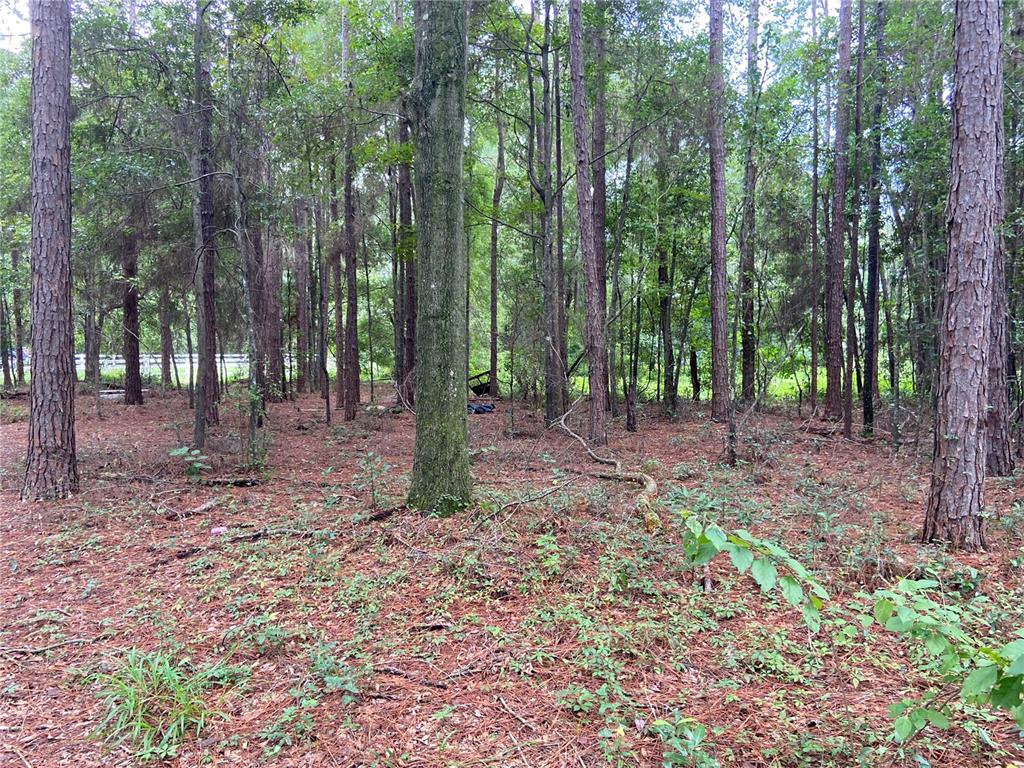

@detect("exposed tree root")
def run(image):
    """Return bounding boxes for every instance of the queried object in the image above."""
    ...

[551,408,658,524]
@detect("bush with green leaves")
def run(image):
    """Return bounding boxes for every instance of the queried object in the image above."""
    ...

[865,579,1024,741]
[649,714,720,767]
[92,649,245,761]
[168,446,211,481]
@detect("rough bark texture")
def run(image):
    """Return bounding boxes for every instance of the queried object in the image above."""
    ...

[407,0,472,510]
[343,131,359,421]
[192,0,219,448]
[740,0,759,403]
[708,0,730,422]
[568,0,609,445]
[987,26,1013,475]
[22,0,78,500]
[824,0,853,421]
[863,1,884,435]
[592,0,608,352]
[122,235,143,405]
[924,0,1002,552]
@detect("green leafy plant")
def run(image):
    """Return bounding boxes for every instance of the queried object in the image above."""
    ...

[649,714,720,767]
[259,686,319,757]
[168,446,211,481]
[352,451,392,511]
[307,642,360,703]
[867,579,1024,741]
[92,649,243,761]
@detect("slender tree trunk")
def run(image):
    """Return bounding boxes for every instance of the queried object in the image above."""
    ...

[264,235,285,400]
[362,232,375,401]
[184,300,195,408]
[407,0,472,510]
[810,0,820,414]
[294,201,311,394]
[159,288,173,388]
[843,0,865,438]
[1,296,12,389]
[11,247,25,385]
[924,0,1002,552]
[863,1,884,435]
[192,0,219,448]
[331,159,345,409]
[708,0,730,422]
[568,0,609,444]
[690,346,700,402]
[824,0,853,421]
[122,236,143,405]
[592,0,608,394]
[22,0,77,500]
[489,85,505,398]
[740,0,759,403]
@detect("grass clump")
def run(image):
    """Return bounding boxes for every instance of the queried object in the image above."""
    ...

[93,648,244,761]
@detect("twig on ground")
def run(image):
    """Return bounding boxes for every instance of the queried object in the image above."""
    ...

[0,635,104,657]
[499,696,537,732]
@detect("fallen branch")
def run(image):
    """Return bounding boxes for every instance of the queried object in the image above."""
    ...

[550,405,658,519]
[163,497,218,521]
[0,635,104,657]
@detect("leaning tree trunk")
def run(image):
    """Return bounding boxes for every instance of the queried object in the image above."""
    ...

[122,236,143,405]
[568,0,609,444]
[406,0,472,511]
[924,0,1002,552]
[824,0,853,421]
[708,0,730,422]
[22,0,78,500]
[192,0,219,448]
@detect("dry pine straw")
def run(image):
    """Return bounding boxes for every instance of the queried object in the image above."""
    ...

[0,390,1022,767]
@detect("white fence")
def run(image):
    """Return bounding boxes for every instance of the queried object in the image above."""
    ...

[74,353,250,378]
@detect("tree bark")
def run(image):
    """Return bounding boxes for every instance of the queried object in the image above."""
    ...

[568,0,609,444]
[407,0,472,510]
[22,0,78,500]
[192,0,219,448]
[159,288,173,388]
[489,82,505,399]
[924,0,1002,552]
[863,1,884,435]
[810,0,820,414]
[122,235,143,405]
[844,0,865,438]
[824,0,853,421]
[294,200,311,394]
[11,247,25,385]
[740,0,759,403]
[708,0,730,422]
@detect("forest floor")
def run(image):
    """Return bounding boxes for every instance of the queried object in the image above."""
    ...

[1,388,1023,768]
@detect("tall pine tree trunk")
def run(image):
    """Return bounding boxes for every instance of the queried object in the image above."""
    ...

[489,86,505,398]
[863,1,884,435]
[844,0,865,438]
[568,0,609,444]
[122,235,143,405]
[407,0,472,510]
[824,0,853,421]
[708,0,730,422]
[12,247,25,385]
[740,0,759,403]
[924,0,1002,552]
[810,0,820,414]
[192,0,219,448]
[22,0,78,500]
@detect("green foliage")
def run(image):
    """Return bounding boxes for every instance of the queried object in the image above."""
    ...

[258,687,319,757]
[92,649,245,761]
[867,579,1024,741]
[168,446,211,481]
[352,450,392,511]
[649,714,720,767]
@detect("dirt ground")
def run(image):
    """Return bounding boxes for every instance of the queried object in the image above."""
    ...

[1,388,1022,767]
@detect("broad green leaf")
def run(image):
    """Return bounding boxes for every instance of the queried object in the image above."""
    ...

[726,543,754,573]
[750,558,777,593]
[779,575,804,607]
[961,664,999,697]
